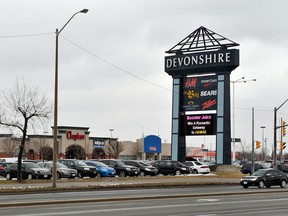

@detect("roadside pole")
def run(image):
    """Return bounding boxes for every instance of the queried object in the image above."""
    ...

[251,107,255,173]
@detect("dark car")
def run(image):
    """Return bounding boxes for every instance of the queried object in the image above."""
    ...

[4,162,52,180]
[151,160,191,175]
[276,164,288,173]
[240,163,269,174]
[58,159,98,178]
[240,169,288,188]
[37,161,77,179]
[99,159,140,177]
[84,161,116,177]
[0,162,12,177]
[123,160,159,176]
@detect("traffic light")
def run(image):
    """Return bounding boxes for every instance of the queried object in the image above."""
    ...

[282,120,287,137]
[256,141,261,149]
[280,142,286,150]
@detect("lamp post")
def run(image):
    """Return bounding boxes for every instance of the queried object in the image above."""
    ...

[109,129,114,138]
[231,77,256,163]
[261,126,266,160]
[53,9,88,188]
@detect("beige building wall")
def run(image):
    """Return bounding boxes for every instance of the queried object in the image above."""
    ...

[119,138,171,160]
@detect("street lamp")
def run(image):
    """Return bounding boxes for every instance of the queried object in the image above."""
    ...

[260,126,266,160]
[231,77,256,163]
[109,129,114,138]
[53,9,88,188]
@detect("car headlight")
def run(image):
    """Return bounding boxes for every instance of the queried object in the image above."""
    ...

[144,168,152,171]
[84,167,90,170]
[125,168,131,171]
[62,170,69,174]
[241,177,257,181]
[181,168,187,170]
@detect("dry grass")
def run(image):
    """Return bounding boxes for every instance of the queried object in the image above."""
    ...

[0,171,246,185]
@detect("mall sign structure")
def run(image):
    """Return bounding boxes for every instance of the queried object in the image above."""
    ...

[165,26,239,164]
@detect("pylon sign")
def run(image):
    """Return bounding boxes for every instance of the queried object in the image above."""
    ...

[183,113,217,136]
[164,26,239,165]
[182,76,218,111]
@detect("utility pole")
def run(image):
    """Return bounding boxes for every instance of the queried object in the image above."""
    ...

[273,99,288,168]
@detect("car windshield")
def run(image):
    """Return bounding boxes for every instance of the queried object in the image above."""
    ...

[176,162,184,166]
[251,169,267,176]
[88,161,108,167]
[57,163,68,168]
[116,160,126,166]
[139,161,149,166]
[75,160,87,166]
[24,163,41,169]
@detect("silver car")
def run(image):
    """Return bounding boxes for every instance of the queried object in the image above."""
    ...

[37,161,77,179]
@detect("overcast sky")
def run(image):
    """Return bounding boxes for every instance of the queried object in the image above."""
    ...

[1,0,288,155]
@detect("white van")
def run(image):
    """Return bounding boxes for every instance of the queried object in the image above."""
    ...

[0,158,18,163]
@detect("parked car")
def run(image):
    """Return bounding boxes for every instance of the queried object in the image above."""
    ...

[240,163,270,174]
[182,161,210,174]
[58,159,98,178]
[37,161,77,179]
[151,160,191,175]
[123,160,159,176]
[240,169,288,188]
[0,158,18,163]
[98,159,140,177]
[0,162,12,176]
[4,162,52,180]
[84,160,116,177]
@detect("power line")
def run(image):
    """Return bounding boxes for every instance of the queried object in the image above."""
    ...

[60,35,172,92]
[0,32,54,38]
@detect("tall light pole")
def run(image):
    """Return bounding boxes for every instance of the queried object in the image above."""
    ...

[53,9,88,188]
[261,126,266,160]
[231,77,256,163]
[109,129,114,138]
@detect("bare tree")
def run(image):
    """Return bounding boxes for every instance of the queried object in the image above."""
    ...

[39,146,53,161]
[0,78,52,182]
[238,141,251,161]
[0,135,20,156]
[104,139,125,159]
[30,136,47,158]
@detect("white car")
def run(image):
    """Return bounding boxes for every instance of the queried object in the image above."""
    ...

[183,161,210,174]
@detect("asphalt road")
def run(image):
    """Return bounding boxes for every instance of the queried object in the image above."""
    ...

[1,186,288,216]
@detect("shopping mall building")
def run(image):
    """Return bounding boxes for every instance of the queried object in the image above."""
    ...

[0,126,172,160]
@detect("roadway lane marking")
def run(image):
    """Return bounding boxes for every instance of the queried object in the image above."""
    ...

[197,199,220,202]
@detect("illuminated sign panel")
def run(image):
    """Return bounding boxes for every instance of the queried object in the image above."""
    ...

[184,114,216,136]
[93,139,105,149]
[182,75,217,111]
[144,135,161,153]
